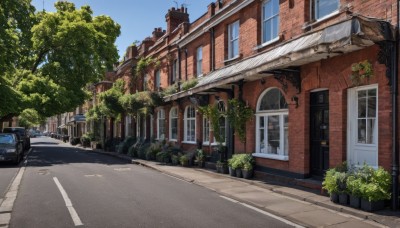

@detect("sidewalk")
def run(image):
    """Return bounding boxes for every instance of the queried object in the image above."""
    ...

[87,148,400,228]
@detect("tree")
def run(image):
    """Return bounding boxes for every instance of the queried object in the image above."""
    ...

[0,1,121,122]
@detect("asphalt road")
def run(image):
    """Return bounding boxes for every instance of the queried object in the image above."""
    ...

[9,137,295,228]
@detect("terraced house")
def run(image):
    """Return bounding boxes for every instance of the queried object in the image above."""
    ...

[97,0,399,191]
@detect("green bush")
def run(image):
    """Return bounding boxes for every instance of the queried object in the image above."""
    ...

[179,154,189,166]
[181,78,198,91]
[346,175,363,197]
[359,166,391,202]
[322,169,340,195]
[70,137,80,146]
[128,144,138,158]
[228,154,254,170]
[137,143,150,159]
[145,143,161,160]
[117,136,137,154]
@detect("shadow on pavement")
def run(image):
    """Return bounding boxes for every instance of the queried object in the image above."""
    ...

[27,138,128,167]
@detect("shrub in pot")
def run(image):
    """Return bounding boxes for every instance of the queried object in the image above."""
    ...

[227,157,236,177]
[216,161,228,174]
[336,172,349,205]
[346,175,363,208]
[322,168,340,203]
[242,162,253,179]
[171,154,179,166]
[231,157,243,178]
[195,149,205,168]
[359,166,391,212]
[179,154,189,167]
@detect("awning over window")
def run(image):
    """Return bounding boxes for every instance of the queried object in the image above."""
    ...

[68,115,86,124]
[165,16,394,102]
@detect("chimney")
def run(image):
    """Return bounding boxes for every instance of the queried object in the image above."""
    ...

[165,6,189,34]
[126,45,138,59]
[152,27,166,41]
[207,2,216,18]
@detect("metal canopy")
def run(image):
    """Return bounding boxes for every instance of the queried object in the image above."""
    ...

[164,16,394,102]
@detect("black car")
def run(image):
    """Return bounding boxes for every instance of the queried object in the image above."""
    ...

[0,133,24,164]
[2,127,31,151]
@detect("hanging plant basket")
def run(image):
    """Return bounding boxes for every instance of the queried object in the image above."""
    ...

[350,60,373,86]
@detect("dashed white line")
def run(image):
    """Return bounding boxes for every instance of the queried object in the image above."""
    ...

[53,177,83,226]
[220,195,304,228]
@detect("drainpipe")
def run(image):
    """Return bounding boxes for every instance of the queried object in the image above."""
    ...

[178,47,182,81]
[227,86,235,159]
[391,0,399,211]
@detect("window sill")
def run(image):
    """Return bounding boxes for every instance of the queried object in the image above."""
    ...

[182,141,196,145]
[224,55,241,64]
[252,153,289,161]
[196,74,204,78]
[254,37,280,51]
[169,139,177,142]
[302,10,340,30]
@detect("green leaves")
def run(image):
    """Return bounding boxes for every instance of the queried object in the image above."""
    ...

[0,1,120,122]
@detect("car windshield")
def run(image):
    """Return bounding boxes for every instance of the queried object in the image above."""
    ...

[3,128,25,136]
[0,135,15,144]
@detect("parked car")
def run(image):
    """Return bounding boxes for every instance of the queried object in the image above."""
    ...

[0,133,24,164]
[2,127,31,151]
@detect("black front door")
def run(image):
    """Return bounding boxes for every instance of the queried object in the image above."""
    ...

[310,90,329,178]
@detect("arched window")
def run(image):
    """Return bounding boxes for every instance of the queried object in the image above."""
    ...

[169,107,178,141]
[255,88,289,160]
[184,105,196,142]
[157,109,165,140]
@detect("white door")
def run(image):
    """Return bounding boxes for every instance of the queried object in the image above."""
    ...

[347,85,378,168]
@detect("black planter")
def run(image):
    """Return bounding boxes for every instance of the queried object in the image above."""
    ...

[242,169,253,179]
[235,169,243,178]
[228,167,236,177]
[349,195,361,209]
[361,199,385,212]
[330,193,339,203]
[198,161,205,168]
[338,193,349,205]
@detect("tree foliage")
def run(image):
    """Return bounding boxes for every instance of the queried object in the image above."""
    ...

[0,1,121,122]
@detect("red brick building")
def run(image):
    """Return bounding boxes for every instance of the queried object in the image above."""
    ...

[107,0,399,184]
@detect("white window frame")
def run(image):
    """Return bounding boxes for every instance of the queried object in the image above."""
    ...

[143,74,148,91]
[169,107,178,141]
[155,70,161,90]
[196,46,203,77]
[313,0,339,21]
[157,109,165,140]
[262,0,280,44]
[253,88,289,161]
[183,105,196,143]
[228,20,240,60]
[172,59,178,83]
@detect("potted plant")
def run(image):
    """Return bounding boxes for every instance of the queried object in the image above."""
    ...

[231,157,243,178]
[346,174,363,208]
[171,154,179,166]
[336,172,349,205]
[227,157,236,177]
[216,161,228,174]
[322,168,339,203]
[242,162,253,179]
[179,154,189,167]
[195,149,205,168]
[359,166,391,212]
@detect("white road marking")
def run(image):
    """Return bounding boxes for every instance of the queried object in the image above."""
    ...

[53,177,83,226]
[220,195,304,228]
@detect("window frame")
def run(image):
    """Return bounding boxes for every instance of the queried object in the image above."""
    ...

[183,105,196,143]
[203,117,210,145]
[172,59,178,83]
[261,0,280,44]
[312,0,339,21]
[169,107,178,141]
[254,88,289,161]
[196,46,203,77]
[155,70,161,90]
[228,20,240,60]
[157,109,165,140]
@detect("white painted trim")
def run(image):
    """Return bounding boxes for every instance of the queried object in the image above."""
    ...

[169,107,178,141]
[310,88,328,93]
[252,152,289,161]
[182,141,196,145]
[53,177,83,226]
[254,37,280,50]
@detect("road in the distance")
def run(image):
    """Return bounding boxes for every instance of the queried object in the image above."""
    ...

[10,137,295,228]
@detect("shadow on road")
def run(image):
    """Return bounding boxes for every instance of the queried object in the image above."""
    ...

[27,138,128,167]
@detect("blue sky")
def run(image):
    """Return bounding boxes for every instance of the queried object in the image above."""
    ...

[31,0,214,58]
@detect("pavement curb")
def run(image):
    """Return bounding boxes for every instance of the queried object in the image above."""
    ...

[83,147,398,227]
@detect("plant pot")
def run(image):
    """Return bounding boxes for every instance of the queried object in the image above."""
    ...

[197,161,205,168]
[349,195,361,209]
[235,169,243,178]
[361,198,385,212]
[338,193,349,205]
[221,165,228,174]
[229,167,236,177]
[330,193,339,203]
[242,169,253,179]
